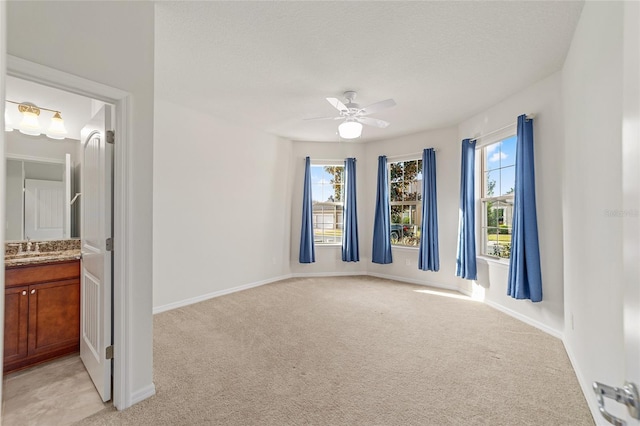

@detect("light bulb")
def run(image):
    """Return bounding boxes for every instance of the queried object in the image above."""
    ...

[338,120,363,139]
[46,112,68,140]
[18,104,41,136]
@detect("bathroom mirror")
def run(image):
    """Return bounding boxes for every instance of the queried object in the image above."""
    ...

[5,155,80,241]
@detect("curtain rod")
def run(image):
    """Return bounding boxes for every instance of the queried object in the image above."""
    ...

[385,149,438,161]
[469,114,535,143]
[305,158,355,162]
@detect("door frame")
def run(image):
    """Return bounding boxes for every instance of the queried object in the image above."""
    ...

[5,55,134,410]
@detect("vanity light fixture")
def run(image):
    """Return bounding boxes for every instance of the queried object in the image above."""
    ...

[5,100,68,140]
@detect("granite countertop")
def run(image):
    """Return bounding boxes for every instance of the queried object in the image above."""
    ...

[5,239,82,268]
[5,250,82,268]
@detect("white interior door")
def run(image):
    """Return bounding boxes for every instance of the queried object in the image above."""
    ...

[24,179,64,240]
[621,2,640,424]
[80,105,113,402]
[593,4,640,424]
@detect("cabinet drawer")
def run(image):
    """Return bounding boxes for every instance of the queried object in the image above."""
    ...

[6,261,80,287]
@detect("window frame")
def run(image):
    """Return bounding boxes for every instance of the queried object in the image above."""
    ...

[478,134,516,261]
[388,157,422,248]
[310,161,345,246]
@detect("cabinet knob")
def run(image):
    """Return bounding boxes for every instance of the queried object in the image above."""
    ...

[22,290,27,296]
[30,289,36,295]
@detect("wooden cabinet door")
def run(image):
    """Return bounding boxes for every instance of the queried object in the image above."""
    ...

[27,279,80,357]
[4,286,29,365]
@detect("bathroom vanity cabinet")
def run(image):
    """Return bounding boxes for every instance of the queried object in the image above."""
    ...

[4,260,80,374]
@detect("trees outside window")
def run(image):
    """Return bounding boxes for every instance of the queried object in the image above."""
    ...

[389,159,422,247]
[480,135,516,259]
[311,165,344,244]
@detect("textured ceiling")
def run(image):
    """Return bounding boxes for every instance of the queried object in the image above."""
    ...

[155,1,584,142]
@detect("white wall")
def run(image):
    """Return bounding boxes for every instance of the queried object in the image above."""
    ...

[289,141,367,276]
[5,131,79,163]
[364,127,461,290]
[562,1,626,421]
[153,99,293,310]
[7,0,155,406]
[457,72,565,336]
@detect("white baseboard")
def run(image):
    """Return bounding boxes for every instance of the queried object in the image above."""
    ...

[127,383,156,409]
[152,274,293,314]
[563,340,600,424]
[366,271,459,292]
[481,298,564,340]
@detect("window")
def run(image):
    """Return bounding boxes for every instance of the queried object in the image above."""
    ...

[389,159,422,247]
[480,135,516,259]
[311,165,344,244]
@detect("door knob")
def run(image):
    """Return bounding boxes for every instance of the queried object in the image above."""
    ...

[30,289,36,295]
[593,381,640,425]
[22,290,27,296]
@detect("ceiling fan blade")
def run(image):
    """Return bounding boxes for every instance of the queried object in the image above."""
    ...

[358,98,396,116]
[359,117,390,128]
[303,115,342,121]
[326,97,348,112]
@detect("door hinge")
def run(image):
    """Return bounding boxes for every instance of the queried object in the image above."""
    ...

[106,345,114,360]
[106,237,113,251]
[594,381,640,425]
[106,130,115,144]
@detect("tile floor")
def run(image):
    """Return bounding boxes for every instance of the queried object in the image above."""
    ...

[2,355,107,426]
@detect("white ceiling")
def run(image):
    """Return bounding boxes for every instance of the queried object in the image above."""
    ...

[155,1,584,143]
[5,2,584,144]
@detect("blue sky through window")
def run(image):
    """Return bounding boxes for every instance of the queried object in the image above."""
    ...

[485,135,516,196]
[311,165,342,202]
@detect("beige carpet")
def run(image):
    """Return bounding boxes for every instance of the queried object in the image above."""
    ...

[76,276,593,425]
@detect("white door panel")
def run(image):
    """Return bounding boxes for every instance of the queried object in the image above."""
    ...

[24,179,64,240]
[593,4,640,424]
[80,105,113,402]
[622,2,640,423]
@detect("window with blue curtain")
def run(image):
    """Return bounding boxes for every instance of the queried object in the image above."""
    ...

[507,115,543,301]
[456,139,477,280]
[372,156,392,264]
[418,148,439,271]
[299,156,315,263]
[342,158,359,262]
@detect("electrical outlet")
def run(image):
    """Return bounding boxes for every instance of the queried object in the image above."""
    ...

[272,256,277,265]
[405,259,411,266]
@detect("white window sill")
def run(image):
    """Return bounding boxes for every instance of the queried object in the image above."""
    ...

[316,244,341,248]
[477,255,510,269]
[392,245,419,251]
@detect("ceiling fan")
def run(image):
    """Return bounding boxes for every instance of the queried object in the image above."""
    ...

[306,91,396,139]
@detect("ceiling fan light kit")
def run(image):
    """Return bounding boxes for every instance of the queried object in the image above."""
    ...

[338,119,363,139]
[307,90,396,140]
